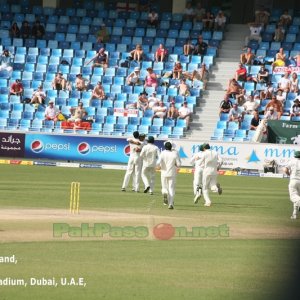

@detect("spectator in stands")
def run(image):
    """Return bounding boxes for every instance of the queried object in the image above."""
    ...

[45,100,60,122]
[96,23,109,43]
[278,72,291,93]
[167,102,179,119]
[290,72,299,93]
[178,79,190,96]
[144,68,158,89]
[75,74,88,91]
[85,48,108,70]
[244,22,263,48]
[265,96,283,119]
[68,102,87,122]
[290,99,300,119]
[52,72,67,90]
[0,49,13,72]
[137,92,149,112]
[276,90,285,104]
[235,63,247,82]
[280,10,292,26]
[90,81,106,102]
[202,11,214,30]
[260,82,274,100]
[20,20,31,39]
[236,89,247,106]
[219,95,233,116]
[264,106,279,120]
[30,85,46,108]
[183,2,195,21]
[214,11,226,31]
[253,65,269,84]
[183,63,209,89]
[194,3,206,22]
[272,48,286,70]
[148,92,160,109]
[240,47,255,65]
[178,101,192,129]
[9,22,20,38]
[155,44,168,62]
[148,10,159,28]
[229,103,244,123]
[173,62,183,79]
[183,38,195,56]
[243,95,259,114]
[152,100,167,119]
[226,78,243,98]
[31,20,45,39]
[274,23,285,42]
[255,7,270,26]
[130,44,144,62]
[126,67,142,86]
[193,35,208,56]
[9,79,23,96]
[292,53,300,67]
[250,110,260,130]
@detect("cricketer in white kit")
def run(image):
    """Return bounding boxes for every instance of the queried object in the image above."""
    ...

[197,143,223,206]
[121,131,144,192]
[140,136,160,195]
[191,144,205,204]
[284,150,300,219]
[158,141,181,209]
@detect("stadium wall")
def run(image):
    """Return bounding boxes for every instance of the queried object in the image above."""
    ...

[0,131,297,171]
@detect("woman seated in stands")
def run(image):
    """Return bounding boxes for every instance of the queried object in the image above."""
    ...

[10,22,20,38]
[130,44,144,62]
[202,11,214,30]
[290,99,300,120]
[144,68,158,89]
[0,49,13,72]
[272,48,286,70]
[274,23,285,42]
[290,72,299,93]
[183,38,195,56]
[155,44,168,62]
[178,79,190,96]
[214,10,226,31]
[226,78,243,98]
[137,92,149,112]
[173,62,183,79]
[167,102,179,119]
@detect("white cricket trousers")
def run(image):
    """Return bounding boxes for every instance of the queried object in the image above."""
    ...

[202,172,219,205]
[122,157,142,191]
[289,179,300,216]
[193,167,203,195]
[161,175,176,206]
[141,166,156,192]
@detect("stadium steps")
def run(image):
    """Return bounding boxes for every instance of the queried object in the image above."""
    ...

[188,24,249,141]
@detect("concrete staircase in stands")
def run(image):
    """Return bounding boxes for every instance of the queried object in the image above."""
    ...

[187,24,250,141]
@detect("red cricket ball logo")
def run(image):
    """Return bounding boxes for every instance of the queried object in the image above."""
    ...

[152,223,175,240]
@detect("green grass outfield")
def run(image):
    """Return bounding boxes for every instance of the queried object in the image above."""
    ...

[0,164,300,300]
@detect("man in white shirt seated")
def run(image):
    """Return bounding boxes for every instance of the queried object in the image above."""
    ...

[178,101,192,129]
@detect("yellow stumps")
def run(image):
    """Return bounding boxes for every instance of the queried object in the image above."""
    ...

[70,182,80,214]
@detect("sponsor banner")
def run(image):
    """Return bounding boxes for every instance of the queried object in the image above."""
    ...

[80,163,103,169]
[273,66,300,74]
[34,161,57,167]
[0,159,11,164]
[0,159,33,166]
[267,120,300,144]
[259,173,284,178]
[172,139,298,170]
[238,171,260,177]
[0,132,25,158]
[113,108,138,117]
[178,168,193,174]
[25,134,166,163]
[56,162,80,168]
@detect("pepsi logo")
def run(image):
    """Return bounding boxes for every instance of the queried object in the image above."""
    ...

[78,142,90,155]
[31,140,44,153]
[124,145,131,156]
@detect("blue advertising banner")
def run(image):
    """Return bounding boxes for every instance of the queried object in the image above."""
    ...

[25,134,166,163]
